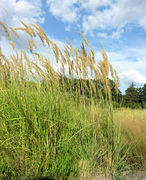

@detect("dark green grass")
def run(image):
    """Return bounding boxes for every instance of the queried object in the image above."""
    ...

[0,79,134,180]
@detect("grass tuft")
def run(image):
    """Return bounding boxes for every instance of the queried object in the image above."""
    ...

[0,21,145,179]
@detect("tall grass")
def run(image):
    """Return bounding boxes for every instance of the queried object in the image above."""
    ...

[0,21,145,179]
[114,109,146,168]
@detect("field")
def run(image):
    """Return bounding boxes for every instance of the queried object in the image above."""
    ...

[0,21,146,179]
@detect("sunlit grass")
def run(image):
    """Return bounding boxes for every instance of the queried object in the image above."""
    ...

[0,20,145,179]
[114,109,146,168]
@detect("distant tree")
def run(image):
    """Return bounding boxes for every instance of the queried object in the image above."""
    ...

[123,82,140,108]
[108,79,122,107]
[136,87,144,108]
[142,83,146,109]
[135,83,146,109]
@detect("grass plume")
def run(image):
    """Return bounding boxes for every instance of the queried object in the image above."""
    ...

[0,21,145,180]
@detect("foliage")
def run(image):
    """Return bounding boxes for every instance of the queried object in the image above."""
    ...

[123,83,146,109]
[141,84,146,108]
[123,83,139,108]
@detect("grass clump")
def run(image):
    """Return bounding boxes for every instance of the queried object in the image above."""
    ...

[0,21,145,179]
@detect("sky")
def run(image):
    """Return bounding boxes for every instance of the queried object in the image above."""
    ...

[0,0,146,94]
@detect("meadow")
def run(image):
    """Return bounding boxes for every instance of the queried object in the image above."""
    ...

[0,21,146,179]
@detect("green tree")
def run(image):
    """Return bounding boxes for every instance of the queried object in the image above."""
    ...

[136,83,146,109]
[124,82,140,108]
[142,83,146,109]
[136,87,143,108]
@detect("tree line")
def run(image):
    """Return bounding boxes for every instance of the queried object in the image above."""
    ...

[57,77,146,109]
[122,82,146,109]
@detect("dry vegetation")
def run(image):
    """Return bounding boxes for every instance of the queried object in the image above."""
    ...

[0,20,145,179]
[114,109,146,167]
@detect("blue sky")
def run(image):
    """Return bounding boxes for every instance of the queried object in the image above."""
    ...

[0,0,146,93]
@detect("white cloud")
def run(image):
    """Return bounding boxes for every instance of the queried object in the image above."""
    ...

[46,0,79,23]
[44,0,146,37]
[0,0,66,68]
[0,0,46,58]
[97,29,124,39]
[45,0,112,27]
[0,0,45,28]
[109,29,124,39]
[82,0,146,33]
[119,70,146,84]
[80,0,111,12]
[97,32,108,38]
[0,36,13,56]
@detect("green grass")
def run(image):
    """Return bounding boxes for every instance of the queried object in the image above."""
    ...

[1,80,144,179]
[0,21,145,179]
[0,80,131,179]
[0,81,80,179]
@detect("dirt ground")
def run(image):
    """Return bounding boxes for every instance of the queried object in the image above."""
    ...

[79,170,146,180]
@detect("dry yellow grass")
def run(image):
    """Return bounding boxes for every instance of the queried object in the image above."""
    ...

[114,109,146,136]
[0,20,121,101]
[114,109,146,166]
